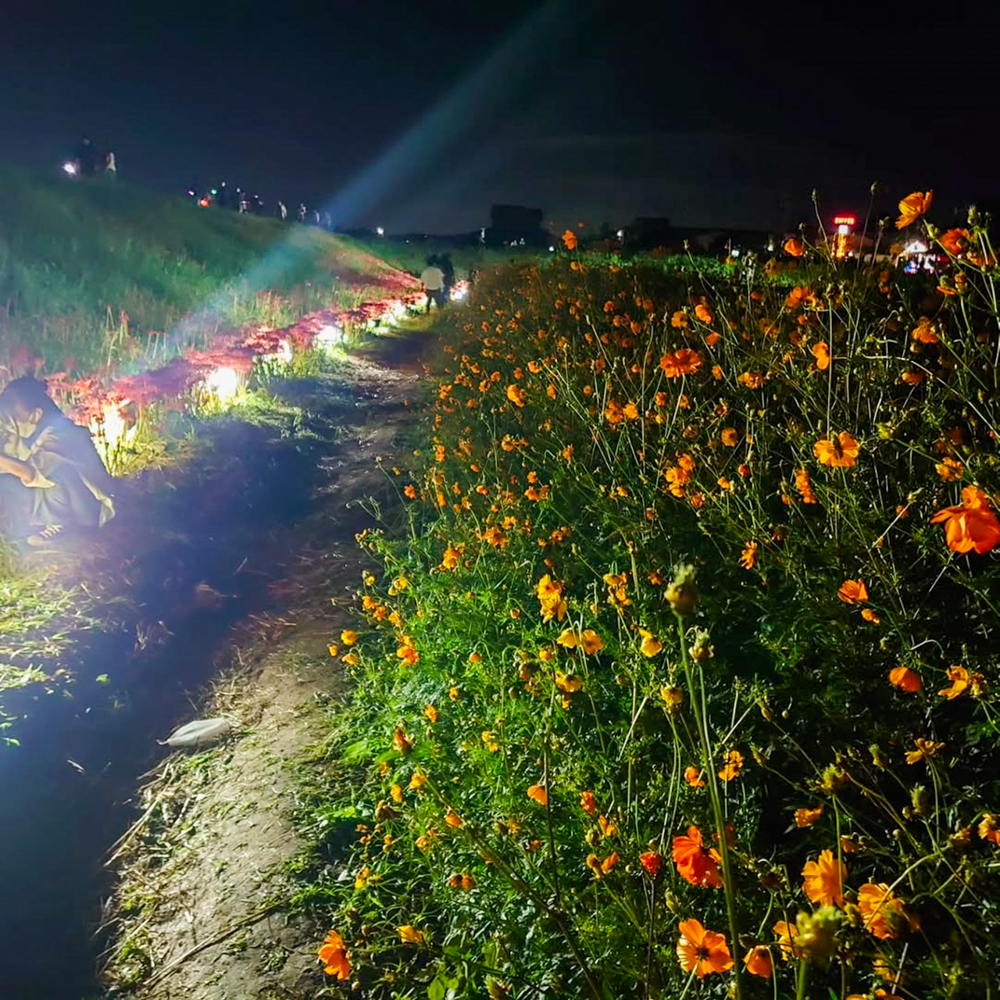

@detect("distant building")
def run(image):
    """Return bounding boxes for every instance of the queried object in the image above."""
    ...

[484,204,548,248]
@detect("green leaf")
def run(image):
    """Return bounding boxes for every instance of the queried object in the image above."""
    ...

[428,976,446,1000]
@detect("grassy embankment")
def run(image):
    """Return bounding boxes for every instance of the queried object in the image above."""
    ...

[0,166,411,708]
[349,236,547,283]
[288,210,1000,999]
[0,164,410,375]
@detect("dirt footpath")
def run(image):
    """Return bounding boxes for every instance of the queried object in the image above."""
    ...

[102,335,427,999]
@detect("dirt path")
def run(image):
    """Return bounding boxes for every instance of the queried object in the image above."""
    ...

[0,329,429,1000]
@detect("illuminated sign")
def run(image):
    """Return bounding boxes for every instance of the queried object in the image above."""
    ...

[833,215,857,226]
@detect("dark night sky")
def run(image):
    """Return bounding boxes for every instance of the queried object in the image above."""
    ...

[0,0,998,233]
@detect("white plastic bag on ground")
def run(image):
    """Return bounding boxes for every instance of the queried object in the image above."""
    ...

[162,718,232,748]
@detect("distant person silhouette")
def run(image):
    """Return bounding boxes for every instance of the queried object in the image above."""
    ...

[104,151,117,179]
[297,203,307,223]
[439,253,456,304]
[420,257,446,313]
[276,200,288,221]
[75,136,99,177]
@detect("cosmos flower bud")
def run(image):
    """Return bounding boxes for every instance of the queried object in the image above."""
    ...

[910,784,932,817]
[665,564,698,617]
[689,628,714,662]
[794,906,841,965]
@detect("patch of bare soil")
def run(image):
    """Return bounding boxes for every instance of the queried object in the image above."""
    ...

[100,332,431,999]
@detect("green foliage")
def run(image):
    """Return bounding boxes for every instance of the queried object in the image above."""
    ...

[296,222,1000,999]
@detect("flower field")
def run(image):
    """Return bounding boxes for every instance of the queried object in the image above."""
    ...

[303,199,1000,999]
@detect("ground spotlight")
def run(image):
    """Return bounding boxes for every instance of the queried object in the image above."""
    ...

[204,366,241,402]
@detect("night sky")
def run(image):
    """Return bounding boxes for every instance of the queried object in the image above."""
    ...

[1,0,997,234]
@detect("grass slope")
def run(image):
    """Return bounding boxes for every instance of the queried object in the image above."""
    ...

[0,164,412,373]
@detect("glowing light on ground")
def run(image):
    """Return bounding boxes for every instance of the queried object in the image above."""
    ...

[262,339,294,365]
[90,399,137,452]
[203,366,241,402]
[62,161,77,176]
[314,324,344,351]
[450,281,470,302]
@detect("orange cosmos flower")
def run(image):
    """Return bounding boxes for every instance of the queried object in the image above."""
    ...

[597,814,618,838]
[939,227,971,256]
[814,431,860,468]
[638,628,663,657]
[784,237,805,257]
[580,790,597,815]
[794,805,824,828]
[397,640,419,666]
[939,665,970,699]
[936,457,964,482]
[556,628,604,654]
[911,316,940,344]
[906,738,945,764]
[857,883,914,940]
[931,485,1000,554]
[561,229,578,251]
[718,749,744,781]
[743,945,774,979]
[837,578,868,604]
[676,918,734,978]
[673,826,723,888]
[506,384,526,407]
[978,814,1000,845]
[527,784,548,806]
[424,704,439,724]
[861,607,881,623]
[812,342,831,370]
[536,574,567,622]
[794,467,817,503]
[739,541,757,570]
[398,925,425,945]
[554,671,582,693]
[660,348,704,378]
[694,303,713,324]
[895,190,933,229]
[721,427,738,447]
[889,665,921,692]
[684,765,705,788]
[317,929,351,979]
[640,851,664,877]
[773,920,803,960]
[801,849,847,906]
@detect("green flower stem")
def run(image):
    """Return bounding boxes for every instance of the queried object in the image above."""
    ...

[795,955,808,1000]
[677,614,742,999]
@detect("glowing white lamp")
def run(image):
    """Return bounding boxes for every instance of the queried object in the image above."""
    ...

[204,366,241,402]
[62,161,78,176]
[314,324,343,351]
